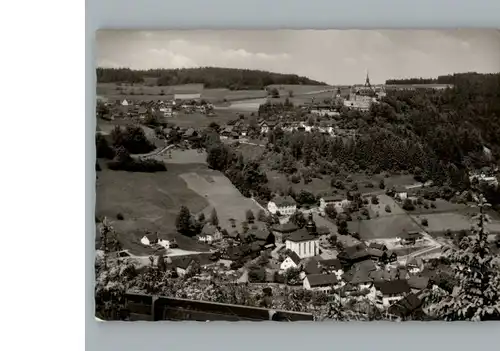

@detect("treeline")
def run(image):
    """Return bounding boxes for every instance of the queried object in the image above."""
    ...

[385,71,486,85]
[96,67,326,90]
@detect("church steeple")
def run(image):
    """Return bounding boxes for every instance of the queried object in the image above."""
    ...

[365,70,371,87]
[305,213,317,235]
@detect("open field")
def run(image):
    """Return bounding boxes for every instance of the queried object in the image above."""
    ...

[151,148,207,165]
[404,199,472,215]
[179,172,264,231]
[97,83,267,104]
[366,194,406,218]
[168,110,249,127]
[266,84,335,95]
[348,214,422,240]
[414,212,500,236]
[95,163,211,255]
[265,171,417,198]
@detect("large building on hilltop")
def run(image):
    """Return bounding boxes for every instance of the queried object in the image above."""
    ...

[343,72,385,111]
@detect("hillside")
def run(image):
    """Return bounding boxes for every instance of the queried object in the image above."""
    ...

[96,67,327,90]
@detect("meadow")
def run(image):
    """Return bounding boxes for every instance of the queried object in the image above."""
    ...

[95,163,210,255]
[179,172,264,231]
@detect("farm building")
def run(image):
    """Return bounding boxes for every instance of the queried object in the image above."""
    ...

[303,273,340,292]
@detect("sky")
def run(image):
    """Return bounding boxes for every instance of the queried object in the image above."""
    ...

[96,29,500,85]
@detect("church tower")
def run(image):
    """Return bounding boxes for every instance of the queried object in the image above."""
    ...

[364,70,371,88]
[305,213,317,235]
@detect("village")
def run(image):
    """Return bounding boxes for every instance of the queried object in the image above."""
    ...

[95,67,500,322]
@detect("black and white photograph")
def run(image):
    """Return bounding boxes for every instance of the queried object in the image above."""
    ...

[94,29,500,322]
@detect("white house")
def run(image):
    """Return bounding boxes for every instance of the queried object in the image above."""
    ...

[280,251,302,271]
[168,256,195,277]
[197,223,222,244]
[140,232,170,249]
[319,195,350,213]
[394,186,408,201]
[303,273,340,292]
[285,228,320,259]
[267,196,297,216]
[374,280,411,308]
[406,257,424,275]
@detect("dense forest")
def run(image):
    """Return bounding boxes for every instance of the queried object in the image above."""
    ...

[96,67,327,90]
[385,72,480,85]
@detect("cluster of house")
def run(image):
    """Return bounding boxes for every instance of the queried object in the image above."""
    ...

[99,96,216,122]
[100,99,174,121]
[278,235,433,311]
[218,118,356,141]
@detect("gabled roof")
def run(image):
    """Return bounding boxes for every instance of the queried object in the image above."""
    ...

[407,276,430,290]
[143,232,158,242]
[272,222,298,233]
[369,242,387,251]
[387,293,423,318]
[374,279,411,295]
[367,248,384,257]
[318,258,342,271]
[248,229,271,241]
[138,107,148,114]
[306,274,338,287]
[201,223,217,236]
[271,196,296,207]
[303,259,321,275]
[169,256,194,270]
[286,251,301,265]
[407,257,424,267]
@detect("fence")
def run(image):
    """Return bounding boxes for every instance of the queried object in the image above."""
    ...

[124,293,314,322]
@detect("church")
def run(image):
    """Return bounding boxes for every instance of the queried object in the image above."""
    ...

[284,214,321,259]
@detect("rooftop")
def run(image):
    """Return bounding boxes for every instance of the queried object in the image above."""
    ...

[286,228,318,243]
[271,196,297,207]
[306,273,338,287]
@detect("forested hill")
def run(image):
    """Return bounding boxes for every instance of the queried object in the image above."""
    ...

[96,67,327,90]
[385,72,498,85]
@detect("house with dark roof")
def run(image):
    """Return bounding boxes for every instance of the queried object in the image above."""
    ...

[303,274,340,292]
[369,242,388,251]
[267,196,297,216]
[271,222,299,244]
[337,246,372,267]
[280,251,302,271]
[407,275,430,292]
[398,231,423,245]
[387,293,425,320]
[318,258,344,279]
[374,280,411,307]
[241,229,274,246]
[167,256,196,277]
[197,223,222,244]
